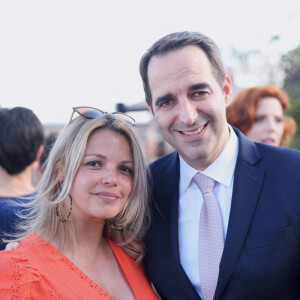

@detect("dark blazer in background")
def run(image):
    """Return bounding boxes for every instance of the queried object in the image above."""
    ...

[144,129,300,300]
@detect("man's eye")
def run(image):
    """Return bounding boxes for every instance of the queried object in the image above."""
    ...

[159,99,173,108]
[193,91,208,97]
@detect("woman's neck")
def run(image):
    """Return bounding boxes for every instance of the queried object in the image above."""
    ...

[73,221,106,254]
[49,218,107,260]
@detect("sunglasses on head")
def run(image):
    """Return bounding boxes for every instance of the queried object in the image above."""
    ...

[69,106,136,126]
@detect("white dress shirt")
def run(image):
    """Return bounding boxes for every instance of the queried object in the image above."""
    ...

[178,125,239,298]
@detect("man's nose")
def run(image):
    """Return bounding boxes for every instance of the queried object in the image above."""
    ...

[177,98,198,125]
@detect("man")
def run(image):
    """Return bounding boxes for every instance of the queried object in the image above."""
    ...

[140,31,300,299]
[0,107,44,250]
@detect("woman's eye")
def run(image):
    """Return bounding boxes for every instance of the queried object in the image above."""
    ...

[87,161,101,168]
[119,165,133,176]
[254,116,264,122]
[275,117,283,123]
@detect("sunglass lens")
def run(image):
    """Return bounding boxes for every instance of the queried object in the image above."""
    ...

[77,107,105,119]
[113,113,136,126]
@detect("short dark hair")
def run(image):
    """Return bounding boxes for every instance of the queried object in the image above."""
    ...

[40,131,58,171]
[139,31,226,107]
[0,107,44,175]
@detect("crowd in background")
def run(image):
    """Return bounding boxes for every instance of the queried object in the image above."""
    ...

[0,83,297,249]
[0,29,299,299]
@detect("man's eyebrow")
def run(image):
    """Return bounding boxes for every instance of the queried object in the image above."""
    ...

[154,93,173,107]
[154,83,212,107]
[188,83,212,91]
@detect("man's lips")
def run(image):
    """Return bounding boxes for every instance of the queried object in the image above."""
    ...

[178,122,207,136]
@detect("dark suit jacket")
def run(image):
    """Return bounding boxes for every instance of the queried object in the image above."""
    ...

[144,129,300,300]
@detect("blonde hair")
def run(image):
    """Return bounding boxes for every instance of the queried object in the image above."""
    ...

[12,115,150,263]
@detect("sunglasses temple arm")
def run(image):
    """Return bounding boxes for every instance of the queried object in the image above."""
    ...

[69,111,75,124]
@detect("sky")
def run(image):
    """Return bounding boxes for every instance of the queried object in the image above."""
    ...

[0,0,299,125]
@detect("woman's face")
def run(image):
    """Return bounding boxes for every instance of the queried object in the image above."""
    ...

[246,97,284,146]
[69,128,134,223]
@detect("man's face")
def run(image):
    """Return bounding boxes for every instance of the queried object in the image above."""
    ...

[147,45,232,170]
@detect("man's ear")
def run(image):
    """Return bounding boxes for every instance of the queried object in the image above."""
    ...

[35,145,44,164]
[223,75,232,108]
[31,144,44,172]
[147,103,154,115]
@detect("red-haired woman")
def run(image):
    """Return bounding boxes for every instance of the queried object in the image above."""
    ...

[227,85,297,147]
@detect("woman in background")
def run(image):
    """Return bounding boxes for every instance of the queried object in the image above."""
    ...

[0,106,158,300]
[226,85,297,147]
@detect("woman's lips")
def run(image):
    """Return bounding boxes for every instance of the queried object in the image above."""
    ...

[261,137,276,145]
[94,192,118,202]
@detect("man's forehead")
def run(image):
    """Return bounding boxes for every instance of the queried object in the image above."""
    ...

[147,46,214,92]
[149,45,207,67]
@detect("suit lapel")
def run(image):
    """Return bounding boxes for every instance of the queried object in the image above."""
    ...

[154,152,201,299]
[156,152,181,262]
[215,130,265,299]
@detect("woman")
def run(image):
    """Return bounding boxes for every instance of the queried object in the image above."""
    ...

[0,107,158,299]
[226,85,297,147]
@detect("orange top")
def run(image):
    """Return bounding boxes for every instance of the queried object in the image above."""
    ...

[0,234,159,300]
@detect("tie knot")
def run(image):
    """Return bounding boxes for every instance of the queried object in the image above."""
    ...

[193,172,215,194]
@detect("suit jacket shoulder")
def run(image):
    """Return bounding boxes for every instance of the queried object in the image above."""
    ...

[146,129,300,300]
[216,129,300,299]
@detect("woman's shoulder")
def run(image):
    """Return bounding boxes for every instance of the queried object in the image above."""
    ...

[0,234,54,267]
[0,235,39,265]
[0,235,58,298]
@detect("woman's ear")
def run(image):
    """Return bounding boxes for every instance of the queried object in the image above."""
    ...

[57,164,65,183]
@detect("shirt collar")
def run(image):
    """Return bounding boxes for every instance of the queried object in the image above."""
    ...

[179,125,239,191]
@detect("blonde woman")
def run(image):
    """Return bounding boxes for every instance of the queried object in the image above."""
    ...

[0,107,159,300]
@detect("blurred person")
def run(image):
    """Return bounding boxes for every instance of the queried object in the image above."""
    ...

[35,131,58,183]
[139,31,300,300]
[226,85,297,147]
[0,107,158,300]
[0,107,44,250]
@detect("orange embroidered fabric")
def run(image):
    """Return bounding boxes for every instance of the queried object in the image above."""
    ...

[0,234,159,300]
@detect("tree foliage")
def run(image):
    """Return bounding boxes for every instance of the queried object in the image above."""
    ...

[281,45,300,100]
[280,44,300,149]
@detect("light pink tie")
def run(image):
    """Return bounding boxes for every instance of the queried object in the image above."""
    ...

[194,172,224,300]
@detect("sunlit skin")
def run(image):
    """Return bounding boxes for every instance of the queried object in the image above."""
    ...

[52,128,136,300]
[68,128,134,225]
[147,45,232,170]
[246,97,284,146]
[5,129,137,300]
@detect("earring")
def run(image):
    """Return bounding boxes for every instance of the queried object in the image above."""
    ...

[109,219,126,232]
[56,194,72,223]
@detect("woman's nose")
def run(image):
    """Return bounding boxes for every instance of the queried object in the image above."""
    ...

[101,168,117,186]
[266,118,277,131]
